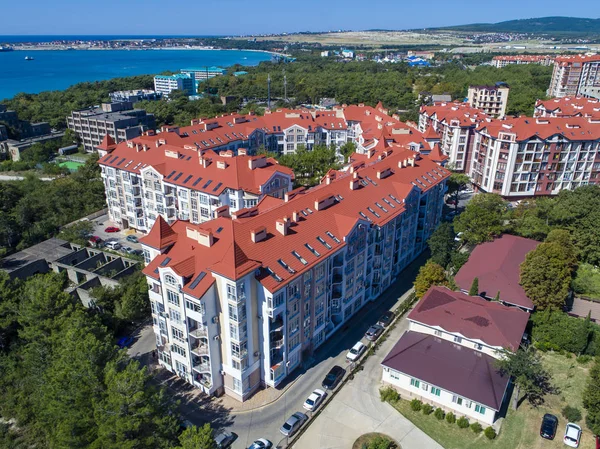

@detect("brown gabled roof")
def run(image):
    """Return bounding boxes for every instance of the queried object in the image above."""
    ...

[139,215,178,250]
[382,331,509,411]
[455,234,540,310]
[408,286,529,351]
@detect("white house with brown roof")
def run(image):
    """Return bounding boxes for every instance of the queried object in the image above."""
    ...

[381,286,529,425]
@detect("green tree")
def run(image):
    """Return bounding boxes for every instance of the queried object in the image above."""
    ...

[176,424,216,449]
[453,194,506,245]
[520,240,575,311]
[339,141,356,164]
[446,173,470,209]
[496,347,554,409]
[468,277,479,296]
[58,221,94,246]
[427,222,456,268]
[414,261,453,298]
[583,356,600,434]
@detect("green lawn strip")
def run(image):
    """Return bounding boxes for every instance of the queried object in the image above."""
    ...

[573,263,600,300]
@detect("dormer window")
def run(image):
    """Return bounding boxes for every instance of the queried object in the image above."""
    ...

[165,274,177,286]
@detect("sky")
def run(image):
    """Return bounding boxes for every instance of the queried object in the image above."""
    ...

[1,0,598,36]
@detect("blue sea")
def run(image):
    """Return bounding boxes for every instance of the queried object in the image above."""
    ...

[0,48,269,101]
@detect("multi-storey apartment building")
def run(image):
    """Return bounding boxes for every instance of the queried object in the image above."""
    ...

[491,55,554,68]
[109,89,161,103]
[154,73,196,97]
[67,102,156,152]
[548,55,600,98]
[181,67,226,82]
[99,142,294,233]
[534,96,600,119]
[140,149,449,401]
[467,83,510,117]
[469,116,600,197]
[419,102,489,172]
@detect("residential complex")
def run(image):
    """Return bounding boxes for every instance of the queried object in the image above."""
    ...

[109,89,161,103]
[469,115,600,198]
[548,54,600,98]
[382,286,529,426]
[139,148,449,401]
[418,102,489,172]
[153,73,196,97]
[534,96,600,119]
[67,102,156,152]
[491,55,554,68]
[181,67,226,82]
[467,83,510,117]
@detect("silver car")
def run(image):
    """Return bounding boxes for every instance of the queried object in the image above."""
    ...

[280,412,308,437]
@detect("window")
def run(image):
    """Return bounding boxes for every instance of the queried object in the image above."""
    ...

[230,198,238,209]
[172,343,186,357]
[452,395,463,406]
[165,274,177,286]
[434,330,442,337]
[475,404,486,414]
[233,378,242,393]
[185,299,204,314]
[171,326,185,343]
[475,343,483,350]
[143,249,151,264]
[200,207,210,218]
[410,378,420,388]
[431,387,441,396]
[453,336,462,343]
[170,308,182,324]
[167,290,179,306]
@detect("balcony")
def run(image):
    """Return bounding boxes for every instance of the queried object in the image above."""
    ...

[271,361,285,383]
[227,292,246,305]
[270,317,284,332]
[194,373,212,389]
[192,357,211,373]
[332,274,343,284]
[191,341,210,356]
[189,326,208,339]
[231,348,248,361]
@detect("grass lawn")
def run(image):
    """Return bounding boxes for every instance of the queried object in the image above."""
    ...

[572,263,600,300]
[391,352,594,449]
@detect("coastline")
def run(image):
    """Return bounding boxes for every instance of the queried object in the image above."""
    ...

[9,46,284,56]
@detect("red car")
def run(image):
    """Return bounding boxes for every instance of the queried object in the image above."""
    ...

[88,236,103,247]
[104,226,120,233]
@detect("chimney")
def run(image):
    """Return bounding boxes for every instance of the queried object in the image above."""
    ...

[276,217,290,236]
[197,229,214,247]
[200,156,210,168]
[217,160,228,170]
[367,148,376,159]
[214,205,229,219]
[238,148,247,156]
[326,175,332,185]
[377,167,392,179]
[408,157,415,167]
[402,159,408,168]
[292,211,299,222]
[248,155,267,170]
[251,226,267,243]
[350,174,361,190]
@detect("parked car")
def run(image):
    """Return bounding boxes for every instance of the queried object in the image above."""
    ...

[540,413,558,440]
[322,365,345,390]
[595,434,600,449]
[120,245,133,254]
[346,341,367,362]
[279,412,308,437]
[117,336,134,348]
[564,423,582,448]
[105,226,120,233]
[88,236,103,248]
[377,311,395,327]
[248,439,272,449]
[454,232,464,242]
[105,241,121,251]
[365,324,384,341]
[214,430,236,449]
[126,235,139,243]
[446,198,458,206]
[130,249,143,256]
[303,388,327,411]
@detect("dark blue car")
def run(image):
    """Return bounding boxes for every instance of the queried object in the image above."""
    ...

[117,336,134,348]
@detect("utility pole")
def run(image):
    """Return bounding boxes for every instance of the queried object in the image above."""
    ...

[267,74,271,109]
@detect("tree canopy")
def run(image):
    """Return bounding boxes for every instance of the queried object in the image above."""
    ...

[453,193,506,245]
[584,356,600,435]
[414,261,454,298]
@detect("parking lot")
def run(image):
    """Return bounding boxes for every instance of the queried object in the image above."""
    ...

[88,214,144,255]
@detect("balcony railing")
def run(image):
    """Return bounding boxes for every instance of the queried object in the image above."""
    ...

[192,360,211,374]
[191,343,209,356]
[231,348,248,360]
[189,326,208,338]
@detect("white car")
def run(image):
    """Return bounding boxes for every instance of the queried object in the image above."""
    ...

[346,341,367,362]
[303,388,327,412]
[563,423,581,448]
[248,439,272,449]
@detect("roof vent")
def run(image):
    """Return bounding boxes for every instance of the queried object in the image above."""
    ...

[276,217,290,236]
[217,160,228,169]
[251,226,267,243]
[377,167,392,179]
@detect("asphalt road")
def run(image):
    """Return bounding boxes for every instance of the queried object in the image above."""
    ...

[180,252,429,449]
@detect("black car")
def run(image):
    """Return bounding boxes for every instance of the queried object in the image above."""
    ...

[322,365,345,390]
[377,311,395,327]
[540,413,558,440]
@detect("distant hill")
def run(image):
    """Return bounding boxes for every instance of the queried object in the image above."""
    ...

[434,16,600,35]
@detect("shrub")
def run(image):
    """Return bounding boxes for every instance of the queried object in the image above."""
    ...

[379,387,400,404]
[434,408,445,420]
[577,355,593,364]
[484,426,497,440]
[445,412,456,424]
[471,422,483,433]
[422,403,433,415]
[562,405,582,422]
[457,417,469,429]
[410,399,423,412]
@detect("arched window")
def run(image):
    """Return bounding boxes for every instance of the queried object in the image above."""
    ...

[164,274,177,286]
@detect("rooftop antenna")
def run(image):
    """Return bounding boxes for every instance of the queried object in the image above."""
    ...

[267,73,271,109]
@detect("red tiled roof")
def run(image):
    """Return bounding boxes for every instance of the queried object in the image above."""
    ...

[409,286,529,351]
[455,234,540,310]
[142,148,450,297]
[420,102,489,127]
[427,144,448,163]
[493,55,553,62]
[554,54,600,65]
[382,331,510,410]
[423,125,440,140]
[139,215,177,250]
[477,115,600,142]
[535,97,600,119]
[97,134,117,152]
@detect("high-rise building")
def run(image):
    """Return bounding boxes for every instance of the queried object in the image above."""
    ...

[153,73,196,97]
[547,55,600,98]
[140,149,449,401]
[467,83,510,117]
[491,55,554,68]
[67,102,155,153]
